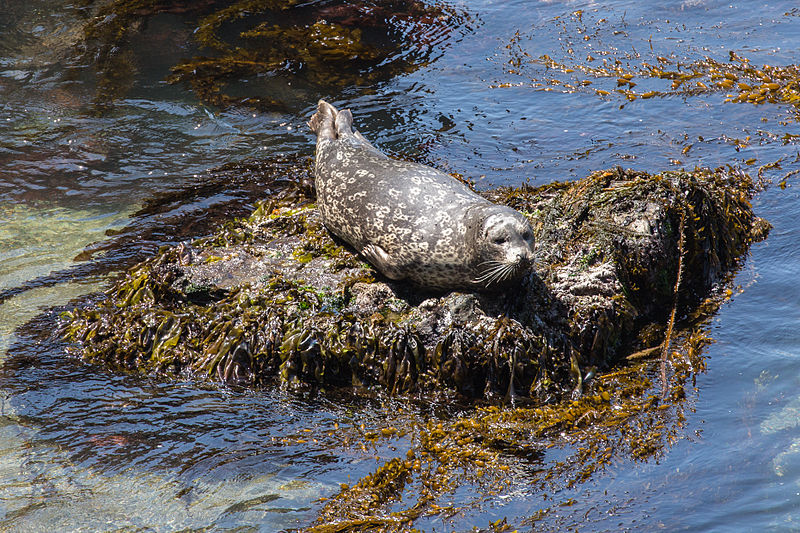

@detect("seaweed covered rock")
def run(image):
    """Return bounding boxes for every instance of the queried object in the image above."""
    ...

[62,164,765,401]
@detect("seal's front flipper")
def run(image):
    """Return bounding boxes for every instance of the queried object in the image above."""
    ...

[361,244,405,280]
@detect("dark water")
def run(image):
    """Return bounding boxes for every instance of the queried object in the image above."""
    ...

[1,0,799,530]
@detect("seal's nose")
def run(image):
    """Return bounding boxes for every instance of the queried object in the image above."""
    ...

[516,251,533,268]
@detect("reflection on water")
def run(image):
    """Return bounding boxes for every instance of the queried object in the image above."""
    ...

[0,203,124,353]
[0,281,105,355]
[1,0,800,530]
[0,204,125,290]
[0,338,338,530]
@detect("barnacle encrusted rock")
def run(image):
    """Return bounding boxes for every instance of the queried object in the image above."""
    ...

[62,163,764,401]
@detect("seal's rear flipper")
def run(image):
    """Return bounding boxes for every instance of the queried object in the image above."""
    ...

[308,100,338,140]
[335,109,354,137]
[308,99,386,157]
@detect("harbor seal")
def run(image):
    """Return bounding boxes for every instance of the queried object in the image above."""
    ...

[308,99,535,291]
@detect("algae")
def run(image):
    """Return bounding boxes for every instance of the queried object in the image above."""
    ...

[62,163,763,398]
[495,10,800,120]
[75,0,472,109]
[60,159,767,529]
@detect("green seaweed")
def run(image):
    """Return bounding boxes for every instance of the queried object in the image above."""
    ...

[62,164,762,397]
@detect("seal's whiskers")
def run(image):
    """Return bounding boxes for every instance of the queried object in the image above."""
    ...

[473,260,516,285]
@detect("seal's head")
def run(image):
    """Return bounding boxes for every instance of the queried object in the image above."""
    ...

[467,205,536,289]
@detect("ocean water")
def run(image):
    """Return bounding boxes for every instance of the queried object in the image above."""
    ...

[1,0,799,530]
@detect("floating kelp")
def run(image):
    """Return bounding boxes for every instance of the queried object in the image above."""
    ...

[62,163,765,401]
[495,10,800,121]
[311,326,727,532]
[168,0,470,109]
[306,330,712,532]
[524,51,800,111]
[77,0,473,108]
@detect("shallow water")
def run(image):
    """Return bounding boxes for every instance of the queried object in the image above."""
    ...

[1,0,799,530]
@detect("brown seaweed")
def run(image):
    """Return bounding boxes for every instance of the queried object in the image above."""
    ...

[62,164,764,398]
[59,162,767,529]
[75,0,473,109]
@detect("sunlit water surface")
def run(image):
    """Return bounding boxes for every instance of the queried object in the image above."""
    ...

[1,0,799,530]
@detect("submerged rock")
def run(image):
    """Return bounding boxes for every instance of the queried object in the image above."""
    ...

[75,0,472,110]
[62,163,765,401]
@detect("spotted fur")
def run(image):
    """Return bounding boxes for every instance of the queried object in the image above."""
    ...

[308,100,535,291]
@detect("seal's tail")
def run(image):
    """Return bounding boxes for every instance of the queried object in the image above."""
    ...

[308,99,354,140]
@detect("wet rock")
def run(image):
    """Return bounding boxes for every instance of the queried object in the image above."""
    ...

[62,164,766,401]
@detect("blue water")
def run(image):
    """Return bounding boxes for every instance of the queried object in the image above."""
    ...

[1,0,799,530]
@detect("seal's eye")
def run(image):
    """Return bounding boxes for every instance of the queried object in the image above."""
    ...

[522,231,532,241]
[493,235,507,245]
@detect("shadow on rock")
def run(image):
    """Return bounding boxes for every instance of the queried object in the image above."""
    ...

[61,163,766,405]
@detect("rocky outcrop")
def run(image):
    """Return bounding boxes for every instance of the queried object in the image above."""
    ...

[62,164,765,402]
